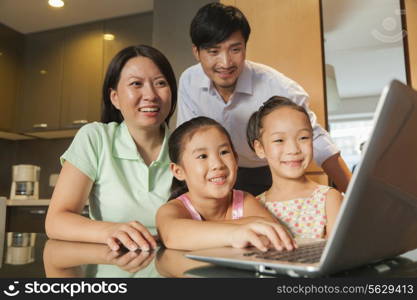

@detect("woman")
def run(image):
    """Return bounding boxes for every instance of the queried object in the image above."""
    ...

[45,45,177,252]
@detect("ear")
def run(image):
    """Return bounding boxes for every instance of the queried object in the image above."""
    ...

[192,45,200,62]
[253,139,266,159]
[170,162,186,181]
[109,88,120,110]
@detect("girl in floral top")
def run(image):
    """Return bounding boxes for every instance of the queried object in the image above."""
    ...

[246,96,343,239]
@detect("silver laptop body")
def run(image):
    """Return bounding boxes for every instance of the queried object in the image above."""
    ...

[186,80,417,277]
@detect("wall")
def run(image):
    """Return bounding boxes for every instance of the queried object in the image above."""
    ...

[223,0,328,183]
[152,0,216,127]
[405,0,417,89]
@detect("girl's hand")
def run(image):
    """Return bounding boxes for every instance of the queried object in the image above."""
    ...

[229,221,297,252]
[104,221,157,252]
[104,249,155,273]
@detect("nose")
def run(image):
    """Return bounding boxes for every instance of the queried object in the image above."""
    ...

[210,153,226,170]
[285,140,301,154]
[218,51,232,68]
[142,82,157,102]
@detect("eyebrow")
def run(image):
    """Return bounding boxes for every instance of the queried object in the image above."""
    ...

[270,128,312,135]
[206,42,243,49]
[191,143,230,154]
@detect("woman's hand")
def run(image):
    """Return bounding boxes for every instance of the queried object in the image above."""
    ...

[229,221,297,252]
[104,249,155,273]
[104,221,157,252]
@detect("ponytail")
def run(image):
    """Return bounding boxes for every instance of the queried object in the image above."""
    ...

[169,177,188,200]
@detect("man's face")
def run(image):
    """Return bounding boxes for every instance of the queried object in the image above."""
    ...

[193,31,246,96]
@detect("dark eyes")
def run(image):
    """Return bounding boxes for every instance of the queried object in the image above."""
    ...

[196,150,230,159]
[130,80,168,87]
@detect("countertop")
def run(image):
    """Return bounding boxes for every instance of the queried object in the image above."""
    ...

[5,199,50,206]
[1,232,417,278]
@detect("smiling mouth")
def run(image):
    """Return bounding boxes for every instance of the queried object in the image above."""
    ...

[215,68,236,77]
[138,107,160,112]
[209,176,227,184]
[281,160,303,167]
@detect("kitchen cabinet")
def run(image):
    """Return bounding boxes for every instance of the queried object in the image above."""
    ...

[5,13,153,137]
[18,29,64,132]
[5,204,89,233]
[6,206,48,233]
[0,24,23,131]
[103,13,153,71]
[60,22,104,129]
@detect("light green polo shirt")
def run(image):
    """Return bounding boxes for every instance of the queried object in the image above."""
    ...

[61,121,172,234]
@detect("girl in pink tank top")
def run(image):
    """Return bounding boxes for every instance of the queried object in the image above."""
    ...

[156,117,297,252]
[246,97,344,239]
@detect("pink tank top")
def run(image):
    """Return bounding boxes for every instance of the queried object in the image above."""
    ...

[177,189,244,221]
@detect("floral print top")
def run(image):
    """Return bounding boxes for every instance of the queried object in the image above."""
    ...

[257,185,331,239]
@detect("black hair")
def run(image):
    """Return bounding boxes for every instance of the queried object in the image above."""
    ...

[190,2,251,49]
[101,45,177,125]
[246,96,312,152]
[168,116,237,200]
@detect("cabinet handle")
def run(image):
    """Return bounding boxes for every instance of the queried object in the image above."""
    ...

[29,209,46,215]
[33,123,48,129]
[72,120,88,125]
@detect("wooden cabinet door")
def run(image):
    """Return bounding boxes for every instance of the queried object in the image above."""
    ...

[0,24,23,131]
[103,13,153,73]
[18,30,64,132]
[60,22,103,129]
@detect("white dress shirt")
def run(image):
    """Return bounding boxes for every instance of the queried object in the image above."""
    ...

[177,60,339,168]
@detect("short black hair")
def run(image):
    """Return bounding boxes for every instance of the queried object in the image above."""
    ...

[101,45,177,125]
[190,2,251,49]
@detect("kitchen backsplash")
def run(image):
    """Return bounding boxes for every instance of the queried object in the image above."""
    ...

[0,137,72,198]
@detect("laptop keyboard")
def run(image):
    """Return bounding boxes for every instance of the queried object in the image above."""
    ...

[243,241,326,264]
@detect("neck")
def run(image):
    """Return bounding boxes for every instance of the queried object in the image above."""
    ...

[187,190,232,221]
[214,85,235,102]
[126,123,165,166]
[269,173,312,197]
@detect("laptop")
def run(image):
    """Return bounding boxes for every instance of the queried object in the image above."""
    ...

[185,80,417,277]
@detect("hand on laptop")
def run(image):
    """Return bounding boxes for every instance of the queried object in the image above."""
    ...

[229,221,297,252]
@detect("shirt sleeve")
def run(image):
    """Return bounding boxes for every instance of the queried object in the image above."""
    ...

[60,123,102,181]
[176,71,199,127]
[277,77,340,166]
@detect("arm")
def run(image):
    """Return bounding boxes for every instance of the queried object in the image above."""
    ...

[43,239,155,277]
[45,162,156,251]
[321,153,352,193]
[156,199,294,251]
[324,188,343,238]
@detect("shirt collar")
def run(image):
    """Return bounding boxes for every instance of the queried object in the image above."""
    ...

[112,121,170,165]
[196,61,253,95]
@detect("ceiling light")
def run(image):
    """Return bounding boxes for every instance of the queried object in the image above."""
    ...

[103,34,115,41]
[48,0,64,8]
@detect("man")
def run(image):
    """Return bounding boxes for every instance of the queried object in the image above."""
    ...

[177,2,351,195]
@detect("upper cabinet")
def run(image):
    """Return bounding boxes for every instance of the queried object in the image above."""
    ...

[0,24,23,131]
[103,13,153,70]
[60,22,104,129]
[11,13,153,136]
[18,29,64,132]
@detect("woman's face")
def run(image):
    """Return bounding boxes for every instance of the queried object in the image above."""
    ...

[110,56,172,129]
